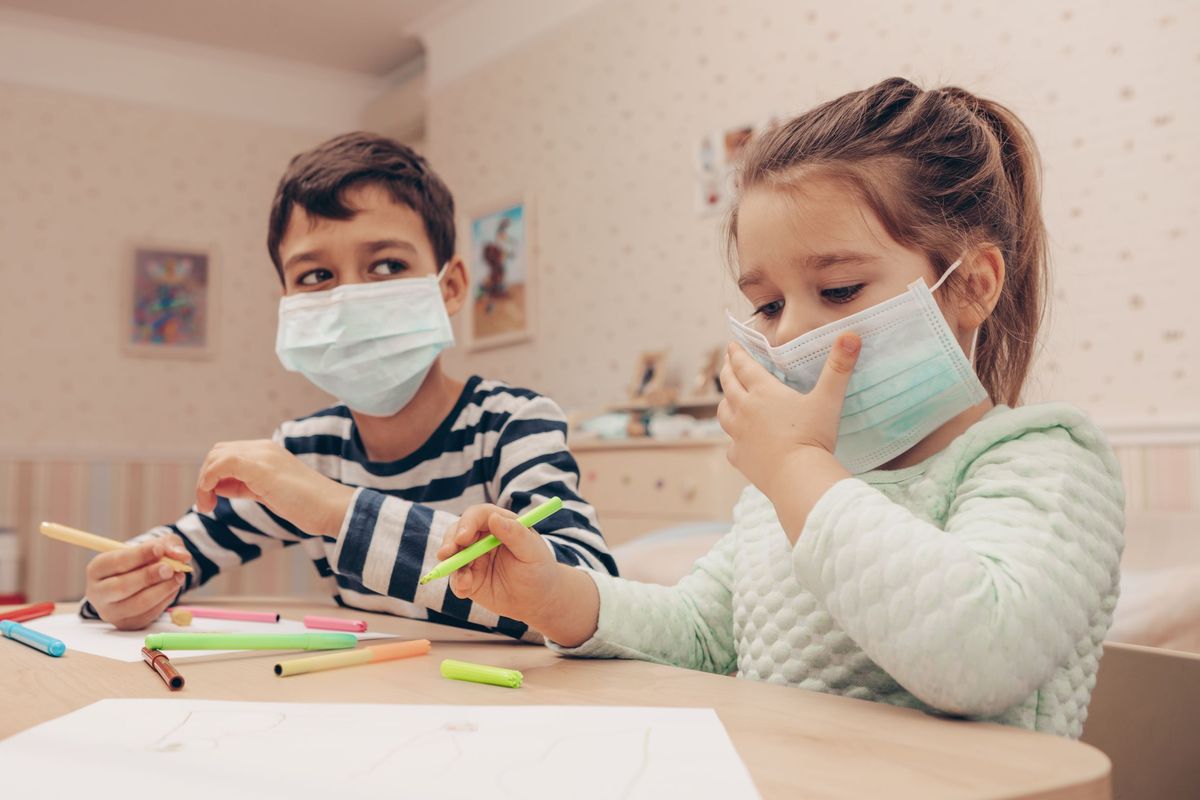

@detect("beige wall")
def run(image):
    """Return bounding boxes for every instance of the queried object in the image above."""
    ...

[0,80,334,457]
[430,0,1198,429]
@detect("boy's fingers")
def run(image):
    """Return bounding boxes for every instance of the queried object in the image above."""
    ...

[109,573,184,622]
[160,534,191,563]
[93,558,176,604]
[86,540,166,582]
[719,351,747,401]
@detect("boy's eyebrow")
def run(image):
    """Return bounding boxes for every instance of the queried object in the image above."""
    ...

[362,239,418,255]
[282,250,323,273]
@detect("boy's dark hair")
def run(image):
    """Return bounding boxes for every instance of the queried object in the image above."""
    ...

[267,132,456,278]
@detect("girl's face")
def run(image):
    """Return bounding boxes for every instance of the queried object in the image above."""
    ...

[734,179,961,347]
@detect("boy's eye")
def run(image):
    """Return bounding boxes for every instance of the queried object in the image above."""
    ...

[298,268,334,287]
[369,259,409,277]
[821,284,864,304]
[754,299,784,319]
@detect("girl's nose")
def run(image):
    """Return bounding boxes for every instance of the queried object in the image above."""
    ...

[770,308,815,347]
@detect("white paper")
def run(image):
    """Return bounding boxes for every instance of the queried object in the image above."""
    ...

[0,699,760,799]
[20,612,392,662]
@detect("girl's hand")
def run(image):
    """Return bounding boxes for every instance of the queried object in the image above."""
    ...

[436,505,599,645]
[195,440,356,537]
[718,335,859,535]
[436,505,560,622]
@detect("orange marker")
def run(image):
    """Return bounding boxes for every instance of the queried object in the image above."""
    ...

[274,639,430,677]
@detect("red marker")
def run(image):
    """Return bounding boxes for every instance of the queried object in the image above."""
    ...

[0,602,55,624]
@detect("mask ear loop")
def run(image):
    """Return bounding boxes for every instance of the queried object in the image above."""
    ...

[435,262,450,283]
[930,255,980,365]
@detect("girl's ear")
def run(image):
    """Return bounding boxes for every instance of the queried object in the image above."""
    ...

[440,256,470,316]
[956,244,1005,332]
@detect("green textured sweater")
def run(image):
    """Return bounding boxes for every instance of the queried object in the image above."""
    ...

[554,404,1125,738]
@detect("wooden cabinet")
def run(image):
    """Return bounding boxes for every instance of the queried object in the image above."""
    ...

[572,437,746,546]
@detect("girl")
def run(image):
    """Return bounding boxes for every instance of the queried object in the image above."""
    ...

[436,78,1124,739]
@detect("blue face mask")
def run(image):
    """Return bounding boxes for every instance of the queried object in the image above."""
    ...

[727,258,988,474]
[275,268,454,417]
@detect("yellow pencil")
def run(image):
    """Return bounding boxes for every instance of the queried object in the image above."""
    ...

[274,639,431,677]
[39,522,192,573]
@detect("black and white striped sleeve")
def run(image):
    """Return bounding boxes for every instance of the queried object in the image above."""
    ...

[490,394,618,576]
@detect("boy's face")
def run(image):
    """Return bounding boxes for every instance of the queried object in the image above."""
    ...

[276,183,468,315]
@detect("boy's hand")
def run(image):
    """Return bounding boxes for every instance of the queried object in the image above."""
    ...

[84,536,191,630]
[195,440,355,536]
[435,504,564,625]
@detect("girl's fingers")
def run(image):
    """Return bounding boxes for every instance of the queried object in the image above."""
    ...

[485,513,546,563]
[719,351,748,401]
[812,332,861,405]
[725,343,772,391]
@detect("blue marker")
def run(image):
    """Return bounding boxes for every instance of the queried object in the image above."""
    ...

[0,619,66,657]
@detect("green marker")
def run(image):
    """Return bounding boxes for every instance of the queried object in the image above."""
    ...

[419,496,563,585]
[440,658,523,688]
[144,632,356,651]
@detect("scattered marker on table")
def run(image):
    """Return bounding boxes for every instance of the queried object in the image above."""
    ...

[39,522,191,573]
[1,619,66,658]
[440,658,523,689]
[174,606,279,624]
[303,614,367,633]
[275,639,431,677]
[420,497,563,585]
[0,601,55,624]
[141,646,185,691]
[144,632,356,651]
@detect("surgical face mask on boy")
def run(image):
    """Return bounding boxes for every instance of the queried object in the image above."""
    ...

[275,266,454,417]
[727,257,988,474]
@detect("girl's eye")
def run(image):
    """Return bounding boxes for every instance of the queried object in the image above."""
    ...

[754,299,784,319]
[821,284,864,304]
[369,259,409,277]
[298,268,333,287]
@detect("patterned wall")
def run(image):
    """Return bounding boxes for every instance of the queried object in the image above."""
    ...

[0,79,334,457]
[430,0,1198,427]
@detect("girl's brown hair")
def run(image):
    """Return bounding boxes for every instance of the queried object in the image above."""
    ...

[729,77,1048,405]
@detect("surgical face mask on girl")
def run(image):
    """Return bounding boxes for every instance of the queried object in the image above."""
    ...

[727,257,988,474]
[275,266,455,417]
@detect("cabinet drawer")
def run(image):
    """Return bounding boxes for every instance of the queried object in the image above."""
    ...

[574,442,745,518]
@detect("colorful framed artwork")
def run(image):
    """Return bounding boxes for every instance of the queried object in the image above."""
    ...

[125,245,216,358]
[466,198,534,351]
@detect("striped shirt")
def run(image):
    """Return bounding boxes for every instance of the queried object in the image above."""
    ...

[82,376,617,640]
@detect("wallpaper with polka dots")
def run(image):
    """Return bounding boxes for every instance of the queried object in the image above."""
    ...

[431,0,1198,426]
[0,80,332,454]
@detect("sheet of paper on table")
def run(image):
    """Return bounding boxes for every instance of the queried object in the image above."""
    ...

[0,699,761,799]
[20,611,393,661]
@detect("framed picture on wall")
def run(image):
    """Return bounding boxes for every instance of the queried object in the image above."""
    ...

[465,197,535,351]
[124,244,216,359]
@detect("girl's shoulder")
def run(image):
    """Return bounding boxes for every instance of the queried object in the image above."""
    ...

[942,402,1122,485]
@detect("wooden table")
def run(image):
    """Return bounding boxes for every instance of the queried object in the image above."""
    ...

[1,599,1111,799]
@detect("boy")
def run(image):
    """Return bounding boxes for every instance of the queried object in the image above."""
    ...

[81,133,616,639]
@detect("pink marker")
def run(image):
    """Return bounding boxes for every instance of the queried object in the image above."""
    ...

[303,615,367,633]
[175,606,280,624]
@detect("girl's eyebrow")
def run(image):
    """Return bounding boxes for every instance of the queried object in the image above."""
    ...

[736,268,766,291]
[804,251,880,270]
